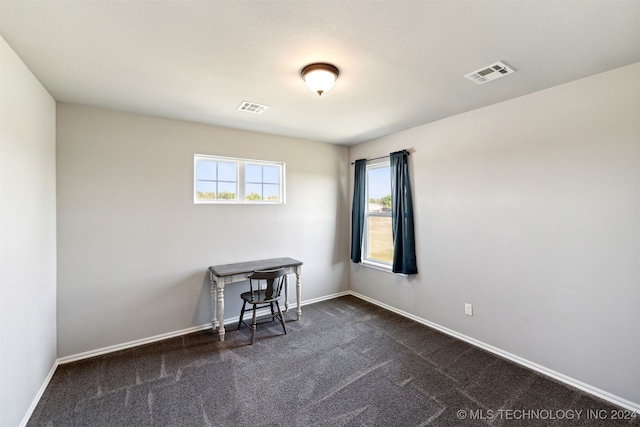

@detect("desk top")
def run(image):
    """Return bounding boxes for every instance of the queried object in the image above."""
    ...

[209,257,302,277]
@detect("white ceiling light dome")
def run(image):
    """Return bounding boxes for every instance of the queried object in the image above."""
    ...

[301,63,339,96]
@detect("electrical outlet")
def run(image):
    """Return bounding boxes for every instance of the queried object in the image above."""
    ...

[465,303,473,316]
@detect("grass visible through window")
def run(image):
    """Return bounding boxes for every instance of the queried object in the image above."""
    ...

[368,216,393,263]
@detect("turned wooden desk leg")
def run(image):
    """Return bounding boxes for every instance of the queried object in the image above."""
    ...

[284,275,289,312]
[296,271,301,320]
[210,273,218,331]
[217,278,226,341]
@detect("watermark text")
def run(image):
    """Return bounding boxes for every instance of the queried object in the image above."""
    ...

[456,408,638,421]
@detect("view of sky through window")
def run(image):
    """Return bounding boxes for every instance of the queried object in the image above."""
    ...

[246,164,280,201]
[194,155,285,204]
[367,165,391,200]
[195,159,237,200]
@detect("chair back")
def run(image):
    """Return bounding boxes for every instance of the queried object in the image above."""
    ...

[248,268,287,300]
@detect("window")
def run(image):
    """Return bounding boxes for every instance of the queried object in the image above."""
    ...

[194,158,238,201]
[364,161,393,266]
[194,155,285,204]
[351,150,417,274]
[245,163,281,202]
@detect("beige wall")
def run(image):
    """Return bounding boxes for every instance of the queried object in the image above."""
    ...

[56,104,350,357]
[0,36,57,426]
[349,63,640,406]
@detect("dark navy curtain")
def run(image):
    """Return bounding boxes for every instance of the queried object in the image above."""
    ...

[390,150,418,274]
[350,159,367,263]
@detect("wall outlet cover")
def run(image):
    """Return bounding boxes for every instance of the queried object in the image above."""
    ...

[465,303,473,316]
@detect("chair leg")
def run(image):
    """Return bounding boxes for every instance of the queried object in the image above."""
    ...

[238,301,246,330]
[275,301,287,335]
[251,305,257,345]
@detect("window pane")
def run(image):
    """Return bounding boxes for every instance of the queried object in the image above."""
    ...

[218,182,236,200]
[246,183,262,200]
[245,164,280,202]
[196,159,216,180]
[263,184,279,201]
[367,166,391,207]
[245,164,262,183]
[263,166,279,184]
[368,216,393,264]
[218,161,237,182]
[196,181,216,193]
[365,163,393,265]
[195,181,216,201]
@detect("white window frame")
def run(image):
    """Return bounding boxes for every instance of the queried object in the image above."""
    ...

[244,161,285,204]
[363,160,393,270]
[194,154,286,204]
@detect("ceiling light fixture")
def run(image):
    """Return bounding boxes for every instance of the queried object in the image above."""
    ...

[301,63,339,96]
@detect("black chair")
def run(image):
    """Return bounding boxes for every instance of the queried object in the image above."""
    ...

[238,268,288,344]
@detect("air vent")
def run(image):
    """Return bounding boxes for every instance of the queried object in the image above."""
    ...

[237,101,269,114]
[464,61,515,85]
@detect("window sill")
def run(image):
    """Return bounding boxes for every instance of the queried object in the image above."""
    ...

[360,260,407,277]
[360,261,393,274]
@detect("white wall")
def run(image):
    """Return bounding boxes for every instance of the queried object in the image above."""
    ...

[0,37,57,426]
[56,104,350,357]
[349,63,640,406]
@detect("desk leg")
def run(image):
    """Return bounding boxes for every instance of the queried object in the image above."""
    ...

[217,278,226,341]
[296,271,302,320]
[284,275,289,312]
[210,273,218,331]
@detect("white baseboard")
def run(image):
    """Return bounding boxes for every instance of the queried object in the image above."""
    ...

[348,290,640,414]
[300,290,351,306]
[57,323,214,364]
[58,291,350,364]
[19,360,58,427]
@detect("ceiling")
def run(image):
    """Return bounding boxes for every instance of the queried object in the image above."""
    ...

[1,1,638,146]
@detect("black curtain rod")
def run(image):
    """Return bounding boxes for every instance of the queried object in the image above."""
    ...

[350,150,411,165]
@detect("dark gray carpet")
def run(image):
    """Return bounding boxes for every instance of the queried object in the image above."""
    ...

[28,296,639,426]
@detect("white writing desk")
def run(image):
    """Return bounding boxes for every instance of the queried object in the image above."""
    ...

[208,257,303,341]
